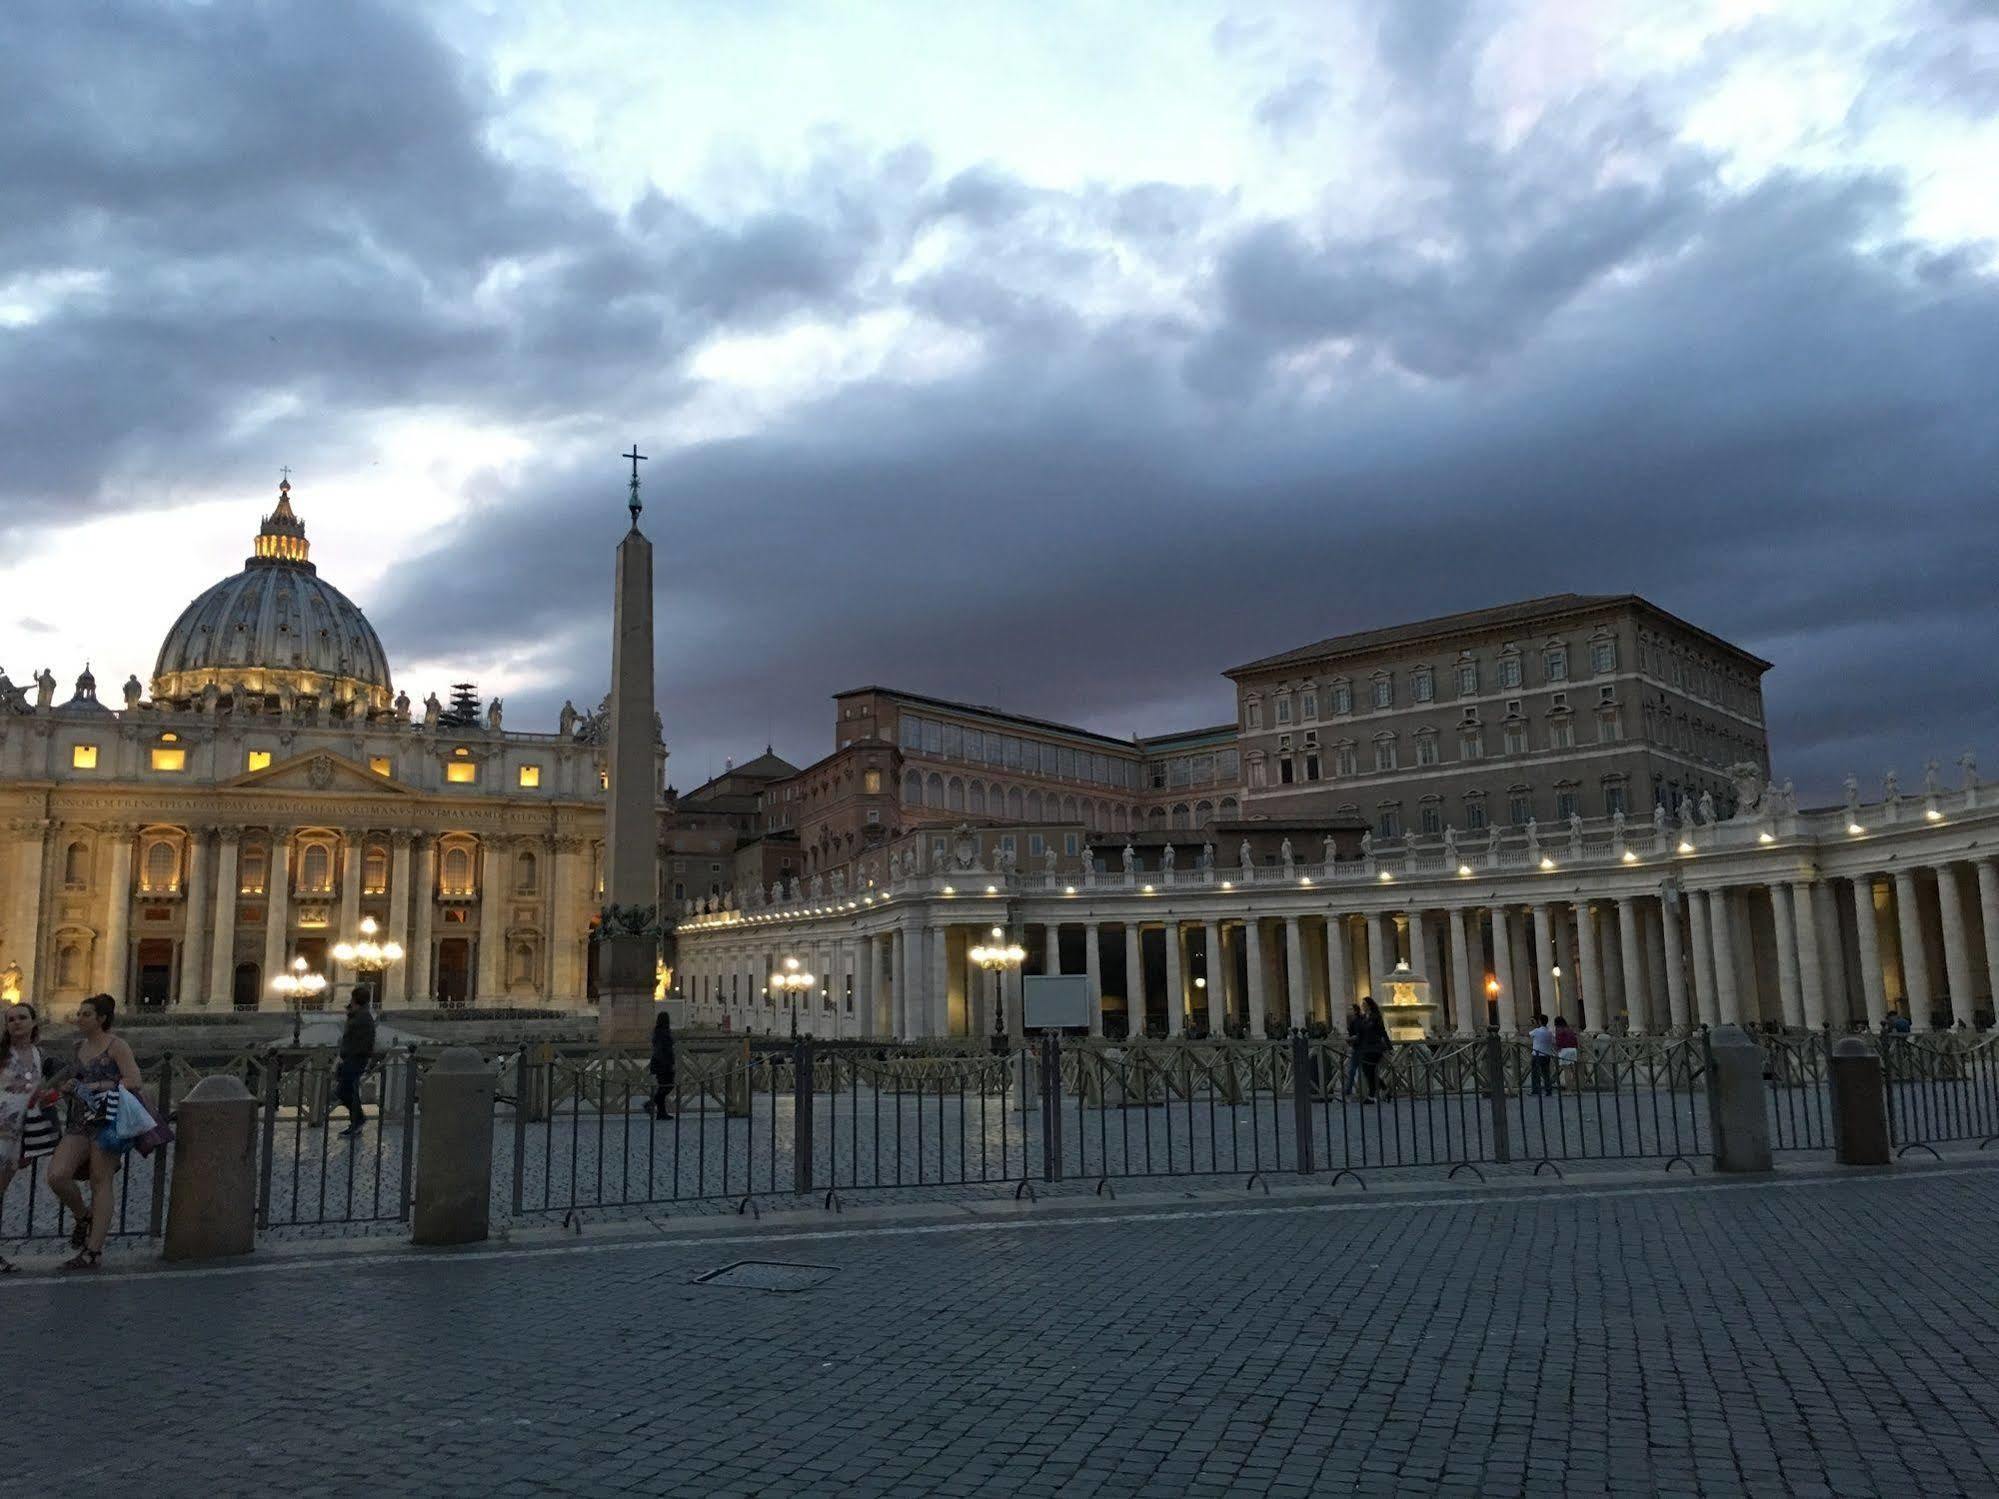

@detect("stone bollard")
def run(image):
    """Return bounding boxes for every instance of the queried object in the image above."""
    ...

[164,1075,259,1261]
[412,1046,495,1247]
[1705,1024,1773,1173]
[1829,1036,1890,1165]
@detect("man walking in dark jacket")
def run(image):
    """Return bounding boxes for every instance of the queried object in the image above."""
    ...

[335,994,376,1137]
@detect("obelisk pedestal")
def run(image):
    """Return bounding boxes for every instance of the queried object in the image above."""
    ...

[599,450,663,1047]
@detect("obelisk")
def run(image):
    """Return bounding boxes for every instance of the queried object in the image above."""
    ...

[598,445,661,1045]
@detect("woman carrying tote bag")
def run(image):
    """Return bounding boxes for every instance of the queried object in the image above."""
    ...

[0,1001,62,1274]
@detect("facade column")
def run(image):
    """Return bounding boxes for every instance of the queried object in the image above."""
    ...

[1044,923,1062,975]
[1447,907,1473,1033]
[1124,922,1146,1038]
[476,837,508,1004]
[1660,891,1690,1030]
[407,836,436,1005]
[260,830,292,1009]
[5,820,46,999]
[1791,881,1826,1030]
[1892,869,1932,1030]
[180,830,210,1009]
[1488,907,1514,1032]
[1530,903,1556,1020]
[1282,916,1307,1032]
[1366,913,1394,1005]
[1202,919,1224,1035]
[1574,901,1603,1030]
[1616,896,1648,1033]
[1769,882,1804,1029]
[1979,861,1999,1032]
[1084,922,1104,1036]
[207,828,240,1007]
[1686,890,1716,1025]
[1710,887,1742,1025]
[101,825,133,995]
[1324,914,1353,1022]
[1851,877,1889,1028]
[385,831,413,1005]
[1165,920,1187,1037]
[1934,863,1976,1031]
[1243,919,1266,1036]
[336,832,364,988]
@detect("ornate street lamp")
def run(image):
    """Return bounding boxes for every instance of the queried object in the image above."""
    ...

[770,955,815,1039]
[1485,974,1501,1029]
[970,925,1026,1053]
[332,915,404,1013]
[272,955,327,1045]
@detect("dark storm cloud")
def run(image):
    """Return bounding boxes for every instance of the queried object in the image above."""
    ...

[6,0,1995,800]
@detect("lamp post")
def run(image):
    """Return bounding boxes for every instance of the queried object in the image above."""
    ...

[970,925,1026,1053]
[272,955,327,1046]
[1193,974,1207,1039]
[770,955,815,1039]
[332,915,404,1014]
[1551,963,1564,1015]
[1485,974,1501,1029]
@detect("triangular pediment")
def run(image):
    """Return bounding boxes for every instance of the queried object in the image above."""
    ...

[226,749,415,794]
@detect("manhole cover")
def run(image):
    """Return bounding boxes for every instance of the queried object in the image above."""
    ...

[693,1260,837,1293]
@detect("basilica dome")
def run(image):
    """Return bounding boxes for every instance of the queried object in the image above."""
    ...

[151,480,395,716]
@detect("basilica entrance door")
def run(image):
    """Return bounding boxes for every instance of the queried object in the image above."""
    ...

[437,938,470,1006]
[136,938,174,1009]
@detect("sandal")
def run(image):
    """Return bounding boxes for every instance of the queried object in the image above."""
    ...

[69,1218,89,1250]
[60,1249,101,1272]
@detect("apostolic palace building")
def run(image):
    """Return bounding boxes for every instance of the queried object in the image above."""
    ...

[4,480,1998,1044]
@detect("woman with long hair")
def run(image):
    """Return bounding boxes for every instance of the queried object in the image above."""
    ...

[0,1001,59,1274]
[645,1009,676,1120]
[1354,995,1392,1104]
[44,993,141,1271]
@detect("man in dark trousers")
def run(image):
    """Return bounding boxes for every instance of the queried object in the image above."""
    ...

[334,992,377,1137]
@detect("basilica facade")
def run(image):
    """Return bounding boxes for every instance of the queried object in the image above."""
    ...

[0,482,663,1013]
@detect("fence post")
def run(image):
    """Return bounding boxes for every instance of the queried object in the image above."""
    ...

[510,1047,530,1214]
[255,1050,281,1231]
[1289,1030,1314,1176]
[411,1047,494,1246]
[1828,1035,1891,1165]
[1705,1023,1773,1172]
[163,1074,258,1261]
[397,1043,419,1222]
[1485,1028,1511,1165]
[148,1051,175,1237]
[1040,1033,1063,1182]
[793,1037,815,1195]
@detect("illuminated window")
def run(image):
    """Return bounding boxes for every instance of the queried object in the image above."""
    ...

[246,750,273,772]
[518,764,541,788]
[239,844,268,894]
[71,744,99,770]
[369,756,392,778]
[142,840,178,894]
[446,762,477,785]
[363,844,389,895]
[863,769,882,795]
[599,769,609,790]
[441,845,475,897]
[300,843,333,893]
[151,747,187,772]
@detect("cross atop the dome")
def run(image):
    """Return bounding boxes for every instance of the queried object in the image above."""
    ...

[279,465,292,483]
[623,444,647,527]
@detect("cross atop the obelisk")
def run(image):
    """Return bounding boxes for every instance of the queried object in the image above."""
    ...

[623,444,647,527]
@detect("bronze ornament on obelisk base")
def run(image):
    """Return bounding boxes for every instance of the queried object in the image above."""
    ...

[598,445,664,1046]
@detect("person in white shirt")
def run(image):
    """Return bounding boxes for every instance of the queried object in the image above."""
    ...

[1527,1013,1556,1097]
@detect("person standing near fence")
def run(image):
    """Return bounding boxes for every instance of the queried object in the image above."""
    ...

[646,1010,676,1120]
[334,992,376,1138]
[1528,1013,1556,1097]
[1554,1016,1580,1091]
[45,994,141,1271]
[0,1002,61,1274]
[1355,997,1391,1104]
[1342,1000,1367,1099]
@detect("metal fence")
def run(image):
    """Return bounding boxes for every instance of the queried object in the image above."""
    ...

[1881,1031,1999,1157]
[254,1046,421,1231]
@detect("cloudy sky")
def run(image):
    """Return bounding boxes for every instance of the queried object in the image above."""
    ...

[3,0,1994,797]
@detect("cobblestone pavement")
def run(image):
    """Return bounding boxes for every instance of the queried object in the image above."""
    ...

[11,1163,1999,1496]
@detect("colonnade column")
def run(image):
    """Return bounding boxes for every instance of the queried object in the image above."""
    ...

[207,828,240,1007]
[1934,863,1976,1031]
[1685,891,1716,1025]
[1851,877,1888,1028]
[1446,908,1472,1033]
[408,836,435,1005]
[180,831,210,1009]
[1979,862,1999,1032]
[1044,924,1062,975]
[102,825,133,995]
[1811,882,1849,1026]
[1891,869,1932,1030]
[1124,922,1145,1038]
[260,830,292,1009]
[1710,888,1742,1024]
[1165,921,1186,1037]
[1282,916,1306,1033]
[890,926,908,1038]
[1243,919,1266,1036]
[1530,904,1556,1021]
[1574,901,1603,1029]
[1615,897,1647,1032]
[1323,914,1353,1024]
[1202,920,1224,1035]
[1084,923,1104,1037]
[1488,906,1515,1033]
[928,924,951,1039]
[1660,891,1690,1030]
[1366,914,1394,1006]
[857,937,876,1038]
[1769,882,1804,1029]
[385,831,413,1005]
[1791,881,1826,1029]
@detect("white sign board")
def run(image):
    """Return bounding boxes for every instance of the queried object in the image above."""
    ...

[1023,973,1093,1031]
